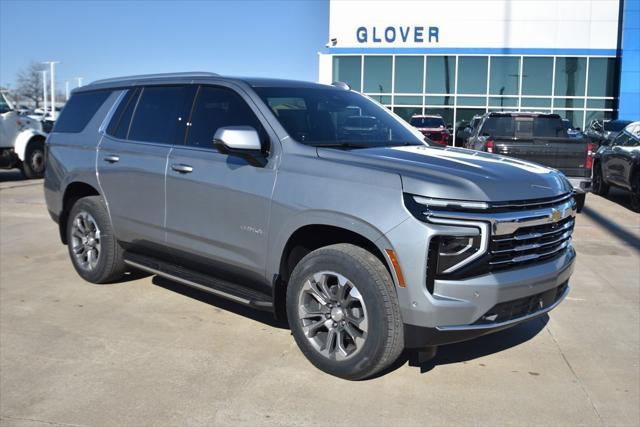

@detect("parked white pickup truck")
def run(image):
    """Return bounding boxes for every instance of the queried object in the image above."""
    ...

[0,91,48,178]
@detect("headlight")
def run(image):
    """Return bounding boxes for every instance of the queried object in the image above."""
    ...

[413,195,489,211]
[434,235,482,274]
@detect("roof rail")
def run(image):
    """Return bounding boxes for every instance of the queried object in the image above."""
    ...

[89,72,220,86]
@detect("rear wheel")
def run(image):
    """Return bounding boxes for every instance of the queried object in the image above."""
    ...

[66,196,126,283]
[22,140,45,179]
[286,244,404,380]
[592,164,609,196]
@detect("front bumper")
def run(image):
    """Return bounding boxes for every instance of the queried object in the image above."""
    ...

[404,281,569,347]
[568,176,592,194]
[382,196,576,346]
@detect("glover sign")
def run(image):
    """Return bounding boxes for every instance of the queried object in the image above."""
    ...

[356,26,440,44]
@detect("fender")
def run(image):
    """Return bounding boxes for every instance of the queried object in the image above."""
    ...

[14,129,47,161]
[265,208,404,285]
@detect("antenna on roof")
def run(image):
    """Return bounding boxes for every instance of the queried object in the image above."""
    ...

[331,81,350,90]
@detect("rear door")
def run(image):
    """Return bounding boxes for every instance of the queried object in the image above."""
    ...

[165,84,278,288]
[97,85,195,248]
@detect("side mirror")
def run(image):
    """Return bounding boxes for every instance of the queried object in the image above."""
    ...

[213,126,262,152]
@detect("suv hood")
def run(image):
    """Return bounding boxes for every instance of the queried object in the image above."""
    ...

[317,145,573,202]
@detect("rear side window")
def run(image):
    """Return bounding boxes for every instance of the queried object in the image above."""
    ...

[128,86,194,144]
[532,117,566,138]
[54,90,112,133]
[187,86,264,149]
[107,88,140,139]
[482,116,515,137]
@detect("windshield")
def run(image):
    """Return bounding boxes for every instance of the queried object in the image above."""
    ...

[254,87,424,147]
[482,116,567,138]
[604,120,632,132]
[409,117,444,128]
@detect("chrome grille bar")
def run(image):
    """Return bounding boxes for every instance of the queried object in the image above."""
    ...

[489,239,571,265]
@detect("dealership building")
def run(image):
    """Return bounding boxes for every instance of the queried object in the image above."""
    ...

[318,0,639,140]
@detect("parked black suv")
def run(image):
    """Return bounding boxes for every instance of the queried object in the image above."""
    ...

[593,121,640,211]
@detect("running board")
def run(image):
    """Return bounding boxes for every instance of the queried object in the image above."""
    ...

[123,252,273,311]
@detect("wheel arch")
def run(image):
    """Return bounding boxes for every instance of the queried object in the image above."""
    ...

[270,219,397,321]
[14,130,47,161]
[59,181,101,244]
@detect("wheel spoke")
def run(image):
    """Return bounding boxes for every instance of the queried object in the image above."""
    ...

[336,330,349,357]
[313,273,334,303]
[344,322,364,342]
[303,318,328,338]
[323,328,337,354]
[299,307,324,320]
[75,217,86,233]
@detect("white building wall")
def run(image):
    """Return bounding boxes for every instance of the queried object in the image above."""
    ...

[328,0,620,51]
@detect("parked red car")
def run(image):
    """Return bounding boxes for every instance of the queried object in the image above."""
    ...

[409,115,451,145]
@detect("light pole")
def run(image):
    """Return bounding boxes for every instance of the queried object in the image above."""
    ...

[40,70,48,115]
[65,81,70,101]
[43,61,60,120]
[75,77,83,87]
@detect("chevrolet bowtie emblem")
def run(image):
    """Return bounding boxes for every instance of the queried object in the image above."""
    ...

[550,208,562,222]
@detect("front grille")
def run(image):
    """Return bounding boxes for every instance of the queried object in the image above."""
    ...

[489,216,574,271]
[425,131,443,140]
[473,282,568,325]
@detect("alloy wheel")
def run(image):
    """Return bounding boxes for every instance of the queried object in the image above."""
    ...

[297,271,368,361]
[70,211,101,271]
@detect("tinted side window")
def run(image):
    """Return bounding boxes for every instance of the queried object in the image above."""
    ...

[107,88,140,139]
[54,90,112,133]
[129,86,193,144]
[533,117,567,138]
[187,86,263,149]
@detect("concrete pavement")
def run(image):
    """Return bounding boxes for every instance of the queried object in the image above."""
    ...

[1,173,638,426]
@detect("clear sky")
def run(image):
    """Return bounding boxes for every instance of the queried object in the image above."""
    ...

[0,0,329,90]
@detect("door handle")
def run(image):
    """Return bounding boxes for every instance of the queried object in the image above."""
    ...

[103,155,120,163]
[171,163,193,173]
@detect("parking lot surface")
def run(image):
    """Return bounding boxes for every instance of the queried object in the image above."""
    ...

[1,171,639,426]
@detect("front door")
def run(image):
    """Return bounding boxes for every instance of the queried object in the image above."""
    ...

[165,84,278,288]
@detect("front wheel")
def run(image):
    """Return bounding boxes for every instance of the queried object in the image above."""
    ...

[286,244,404,380]
[22,140,45,179]
[592,164,609,196]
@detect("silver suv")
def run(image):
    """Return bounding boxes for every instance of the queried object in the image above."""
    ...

[45,73,576,379]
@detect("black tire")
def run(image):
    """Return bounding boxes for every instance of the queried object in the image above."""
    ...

[574,193,586,213]
[286,243,404,380]
[66,196,126,284]
[592,164,609,196]
[22,140,45,179]
[630,175,640,213]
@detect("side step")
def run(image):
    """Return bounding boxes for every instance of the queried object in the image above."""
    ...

[123,252,273,311]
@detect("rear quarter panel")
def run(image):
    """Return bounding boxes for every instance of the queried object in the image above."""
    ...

[44,91,123,218]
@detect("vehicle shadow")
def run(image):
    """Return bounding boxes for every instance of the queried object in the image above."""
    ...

[596,187,637,213]
[377,315,549,377]
[153,273,548,376]
[151,275,288,329]
[582,204,640,252]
